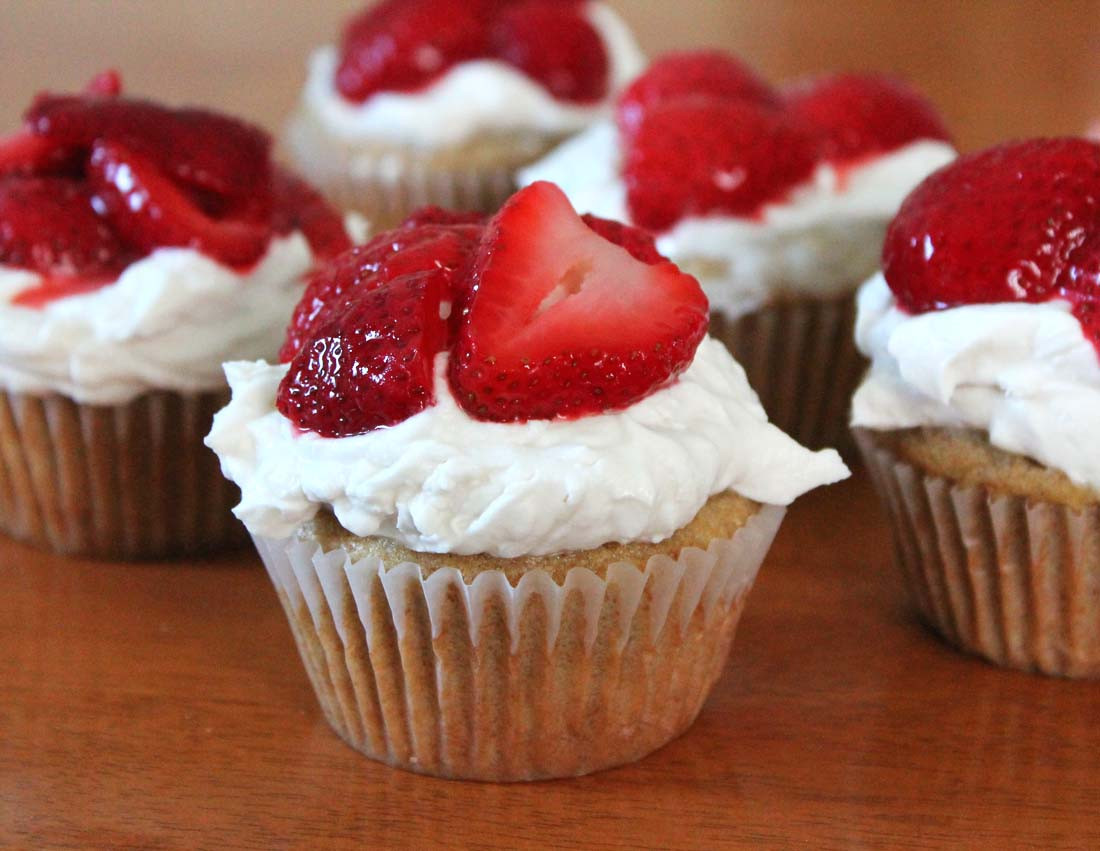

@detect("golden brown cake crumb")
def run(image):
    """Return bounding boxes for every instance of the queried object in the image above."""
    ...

[296,489,760,584]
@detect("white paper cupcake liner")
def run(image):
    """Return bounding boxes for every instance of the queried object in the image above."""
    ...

[857,428,1100,678]
[285,113,549,229]
[253,503,786,781]
[709,292,863,454]
[0,389,246,559]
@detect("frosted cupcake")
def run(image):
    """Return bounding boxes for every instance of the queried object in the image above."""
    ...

[0,74,351,558]
[285,0,644,227]
[522,51,954,449]
[852,138,1100,678]
[207,182,848,780]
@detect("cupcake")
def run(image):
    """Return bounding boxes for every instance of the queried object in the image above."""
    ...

[284,0,644,227]
[0,73,351,559]
[852,138,1100,678]
[207,182,848,780]
[521,51,955,450]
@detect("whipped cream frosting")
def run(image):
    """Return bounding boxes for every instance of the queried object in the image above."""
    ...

[0,234,315,405]
[296,2,646,149]
[207,336,849,556]
[520,122,956,317]
[851,272,1100,491]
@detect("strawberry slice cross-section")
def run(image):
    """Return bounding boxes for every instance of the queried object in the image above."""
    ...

[450,181,709,422]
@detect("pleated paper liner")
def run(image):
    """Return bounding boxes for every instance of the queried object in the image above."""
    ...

[253,503,786,781]
[285,112,561,229]
[856,428,1100,678]
[0,389,247,560]
[709,292,864,455]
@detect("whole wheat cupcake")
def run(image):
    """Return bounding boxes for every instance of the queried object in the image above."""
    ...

[284,0,644,228]
[522,51,954,451]
[852,138,1100,678]
[207,182,848,780]
[0,73,352,559]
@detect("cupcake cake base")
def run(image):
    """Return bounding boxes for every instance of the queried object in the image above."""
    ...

[0,389,247,560]
[253,492,786,781]
[857,427,1100,678]
[709,292,864,454]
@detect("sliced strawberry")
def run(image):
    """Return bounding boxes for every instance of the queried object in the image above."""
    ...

[784,73,950,162]
[400,206,486,228]
[490,0,608,103]
[25,94,272,201]
[277,269,449,436]
[270,169,351,260]
[580,214,665,264]
[84,70,123,97]
[87,141,269,267]
[623,99,820,232]
[335,0,492,102]
[0,176,132,280]
[883,138,1100,347]
[450,182,708,422]
[279,219,483,361]
[0,130,78,177]
[616,51,781,136]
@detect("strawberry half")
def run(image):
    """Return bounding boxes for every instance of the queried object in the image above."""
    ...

[0,176,132,280]
[87,141,270,267]
[784,73,950,162]
[623,99,820,232]
[616,50,781,137]
[490,0,608,103]
[335,0,492,102]
[450,182,708,422]
[277,269,449,437]
[280,214,483,361]
[883,138,1100,342]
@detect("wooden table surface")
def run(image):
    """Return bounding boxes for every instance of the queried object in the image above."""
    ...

[3,475,1099,849]
[3,2,1100,848]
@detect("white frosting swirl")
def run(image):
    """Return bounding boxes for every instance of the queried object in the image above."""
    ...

[296,2,645,149]
[207,337,849,556]
[520,122,956,317]
[851,272,1100,491]
[0,234,314,405]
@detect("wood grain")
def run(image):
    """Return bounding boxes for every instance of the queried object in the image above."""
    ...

[2,476,1099,849]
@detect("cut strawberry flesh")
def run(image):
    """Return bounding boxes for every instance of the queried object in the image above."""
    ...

[450,182,708,421]
[883,137,1100,351]
[87,141,270,267]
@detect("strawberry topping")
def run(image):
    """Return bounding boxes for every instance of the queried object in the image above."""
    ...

[334,0,607,104]
[617,51,950,232]
[616,51,780,137]
[277,269,449,437]
[883,138,1100,350]
[276,185,707,434]
[624,99,820,232]
[0,73,345,303]
[784,73,951,162]
[450,182,708,421]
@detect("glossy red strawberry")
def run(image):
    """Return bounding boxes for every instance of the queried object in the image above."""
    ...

[335,0,491,102]
[277,269,449,436]
[0,175,132,279]
[784,73,950,162]
[450,182,708,422]
[399,206,486,228]
[84,70,123,97]
[87,141,269,267]
[580,214,664,264]
[623,99,820,232]
[280,216,483,361]
[490,0,608,103]
[270,169,350,261]
[883,138,1100,346]
[25,94,272,201]
[616,51,781,136]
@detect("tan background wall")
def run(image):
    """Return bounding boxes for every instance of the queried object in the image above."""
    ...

[2,0,1099,151]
